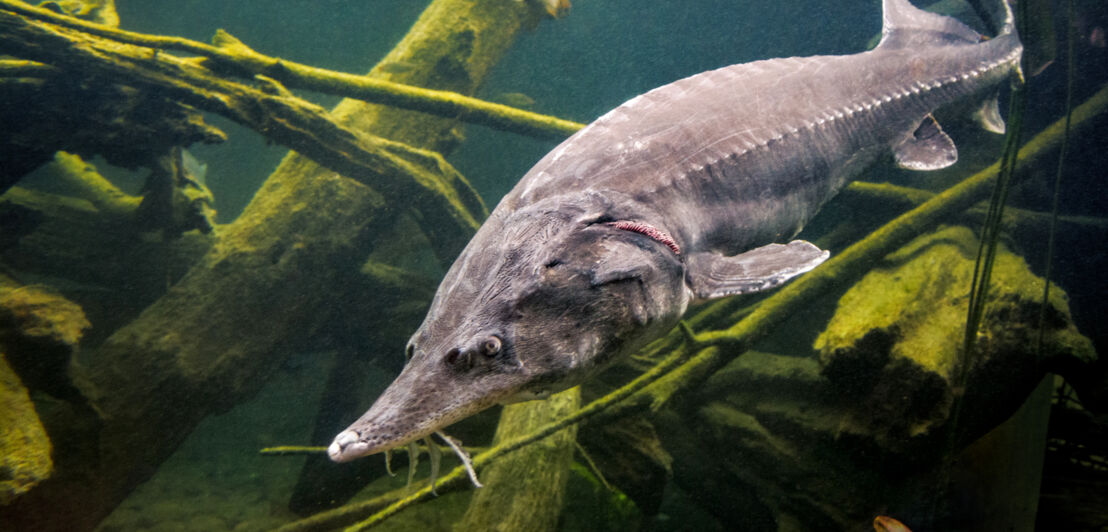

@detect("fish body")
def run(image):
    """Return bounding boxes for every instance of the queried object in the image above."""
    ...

[329,0,1022,462]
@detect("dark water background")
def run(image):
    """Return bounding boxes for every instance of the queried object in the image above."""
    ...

[9,0,1106,530]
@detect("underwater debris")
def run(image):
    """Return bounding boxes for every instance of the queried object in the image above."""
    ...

[0,354,53,505]
[37,0,118,27]
[0,0,583,142]
[0,3,486,257]
[0,279,90,504]
[134,147,217,237]
[43,152,140,218]
[495,91,536,108]
[0,283,89,401]
[0,0,560,529]
[874,515,913,531]
[376,60,416,75]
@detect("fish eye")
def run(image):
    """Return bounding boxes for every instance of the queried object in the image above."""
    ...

[481,336,502,357]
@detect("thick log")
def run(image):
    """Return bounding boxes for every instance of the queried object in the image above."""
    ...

[455,388,580,532]
[0,354,53,506]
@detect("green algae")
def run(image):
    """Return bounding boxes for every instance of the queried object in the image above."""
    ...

[814,225,1092,442]
[0,355,53,505]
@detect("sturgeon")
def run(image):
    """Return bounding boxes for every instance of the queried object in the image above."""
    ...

[329,0,1022,464]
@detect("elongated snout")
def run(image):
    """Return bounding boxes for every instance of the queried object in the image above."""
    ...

[326,363,449,462]
[327,341,529,463]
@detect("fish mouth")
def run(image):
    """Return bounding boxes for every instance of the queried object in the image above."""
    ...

[326,376,512,463]
[328,426,425,463]
[327,405,461,463]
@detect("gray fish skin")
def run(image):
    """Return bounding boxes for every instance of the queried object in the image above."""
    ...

[329,0,1022,463]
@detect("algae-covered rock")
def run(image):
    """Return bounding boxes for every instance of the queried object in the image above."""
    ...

[0,354,53,505]
[814,225,1094,445]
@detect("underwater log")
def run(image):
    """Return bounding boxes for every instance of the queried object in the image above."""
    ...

[0,275,93,505]
[456,388,580,532]
[0,353,53,506]
[813,225,1093,450]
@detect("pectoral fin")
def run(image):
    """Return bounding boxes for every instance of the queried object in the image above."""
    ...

[686,240,829,300]
[893,114,957,170]
[972,92,1006,134]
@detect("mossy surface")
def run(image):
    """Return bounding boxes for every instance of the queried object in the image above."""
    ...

[0,284,90,348]
[815,225,1072,374]
[456,388,580,532]
[814,225,1090,442]
[0,355,53,505]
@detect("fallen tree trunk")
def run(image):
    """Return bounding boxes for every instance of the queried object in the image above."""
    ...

[456,388,581,532]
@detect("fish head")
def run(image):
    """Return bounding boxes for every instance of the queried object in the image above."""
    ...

[328,200,689,462]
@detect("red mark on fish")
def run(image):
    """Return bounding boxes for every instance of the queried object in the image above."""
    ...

[606,220,681,256]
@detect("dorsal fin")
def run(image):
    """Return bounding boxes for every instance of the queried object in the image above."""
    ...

[878,0,982,50]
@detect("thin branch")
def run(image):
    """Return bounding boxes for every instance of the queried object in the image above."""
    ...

[0,58,56,76]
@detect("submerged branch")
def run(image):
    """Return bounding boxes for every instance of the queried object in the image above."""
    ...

[844,181,1108,232]
[0,7,487,260]
[0,0,585,141]
[0,58,56,76]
